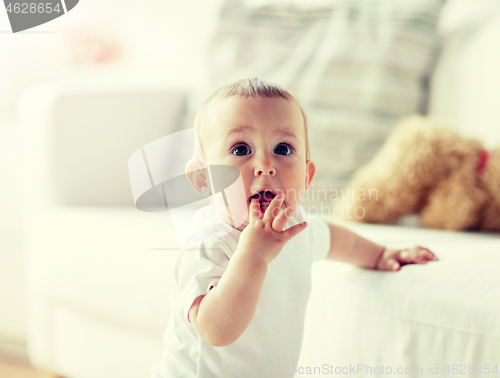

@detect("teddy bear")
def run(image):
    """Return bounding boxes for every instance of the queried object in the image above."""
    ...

[336,115,500,231]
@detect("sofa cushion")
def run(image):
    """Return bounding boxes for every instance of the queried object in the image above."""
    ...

[204,0,445,191]
[429,0,500,147]
[298,222,500,373]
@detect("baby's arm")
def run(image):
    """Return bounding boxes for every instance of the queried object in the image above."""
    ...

[325,223,385,269]
[189,194,307,346]
[325,223,438,270]
[188,246,267,347]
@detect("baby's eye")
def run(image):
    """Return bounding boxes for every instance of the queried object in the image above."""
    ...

[231,144,252,156]
[274,143,293,155]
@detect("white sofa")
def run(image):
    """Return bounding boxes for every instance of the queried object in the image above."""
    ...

[19,84,188,377]
[21,85,500,378]
[21,2,500,377]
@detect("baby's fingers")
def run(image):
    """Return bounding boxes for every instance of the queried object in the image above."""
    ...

[263,193,285,222]
[272,206,296,232]
[378,255,400,271]
[249,199,262,222]
[420,246,439,261]
[398,246,436,264]
[281,221,308,241]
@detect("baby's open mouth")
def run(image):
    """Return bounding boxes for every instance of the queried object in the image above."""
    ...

[249,190,276,212]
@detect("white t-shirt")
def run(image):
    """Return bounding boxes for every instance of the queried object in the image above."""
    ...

[151,205,330,378]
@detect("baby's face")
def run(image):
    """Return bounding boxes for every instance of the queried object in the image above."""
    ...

[200,95,315,229]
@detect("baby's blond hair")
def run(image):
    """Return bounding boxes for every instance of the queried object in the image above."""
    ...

[194,77,310,160]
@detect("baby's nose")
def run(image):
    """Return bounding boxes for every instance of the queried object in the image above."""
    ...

[254,157,276,177]
[256,167,276,176]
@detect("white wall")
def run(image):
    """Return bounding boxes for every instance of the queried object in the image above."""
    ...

[0,0,225,119]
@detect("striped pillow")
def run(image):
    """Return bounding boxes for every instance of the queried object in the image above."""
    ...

[204,0,445,191]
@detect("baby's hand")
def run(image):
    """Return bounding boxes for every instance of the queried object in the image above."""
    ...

[375,246,438,272]
[237,194,308,265]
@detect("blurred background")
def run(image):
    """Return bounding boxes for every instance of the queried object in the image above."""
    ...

[0,0,500,376]
[1,0,225,374]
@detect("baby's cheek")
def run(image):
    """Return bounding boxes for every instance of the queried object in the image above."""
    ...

[284,192,302,209]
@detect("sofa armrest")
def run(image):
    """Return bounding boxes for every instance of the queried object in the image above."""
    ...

[18,82,187,226]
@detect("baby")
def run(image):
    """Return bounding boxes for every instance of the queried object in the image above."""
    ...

[151,78,438,378]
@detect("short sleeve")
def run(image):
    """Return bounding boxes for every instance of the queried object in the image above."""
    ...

[175,235,233,322]
[306,217,331,262]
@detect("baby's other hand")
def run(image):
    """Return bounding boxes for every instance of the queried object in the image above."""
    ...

[375,246,438,272]
[237,194,307,265]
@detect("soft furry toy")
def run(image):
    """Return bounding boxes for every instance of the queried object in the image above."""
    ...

[337,115,500,231]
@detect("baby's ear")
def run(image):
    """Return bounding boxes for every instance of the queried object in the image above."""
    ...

[305,159,316,190]
[185,160,211,196]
